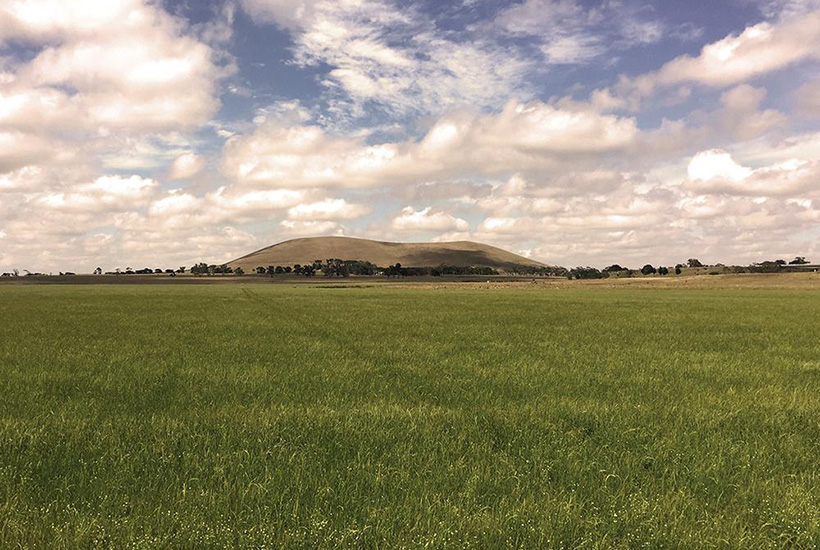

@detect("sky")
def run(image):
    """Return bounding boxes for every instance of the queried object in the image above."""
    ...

[1,0,819,272]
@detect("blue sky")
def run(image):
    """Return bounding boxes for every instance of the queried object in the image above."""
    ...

[1,0,819,271]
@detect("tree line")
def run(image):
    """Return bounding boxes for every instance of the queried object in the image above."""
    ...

[2,256,811,279]
[251,259,506,278]
[562,256,813,280]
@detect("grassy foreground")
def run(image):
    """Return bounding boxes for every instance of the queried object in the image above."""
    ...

[1,284,819,549]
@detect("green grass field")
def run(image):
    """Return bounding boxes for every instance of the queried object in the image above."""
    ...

[1,284,819,549]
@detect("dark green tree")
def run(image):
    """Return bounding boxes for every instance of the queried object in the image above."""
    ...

[190,263,209,276]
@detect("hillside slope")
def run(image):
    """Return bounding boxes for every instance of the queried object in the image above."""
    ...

[228,237,545,271]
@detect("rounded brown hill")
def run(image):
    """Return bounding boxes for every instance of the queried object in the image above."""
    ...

[228,237,546,272]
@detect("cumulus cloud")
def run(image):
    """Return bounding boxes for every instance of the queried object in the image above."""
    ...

[138,186,311,229]
[288,198,370,220]
[0,191,259,271]
[471,101,638,154]
[0,171,311,271]
[793,80,820,116]
[478,216,538,235]
[168,153,205,180]
[391,207,469,232]
[0,131,53,171]
[208,187,307,217]
[278,219,343,235]
[613,10,820,104]
[688,150,753,183]
[37,175,158,213]
[115,225,259,267]
[222,121,411,188]
[686,149,817,196]
[0,0,233,272]
[0,165,46,191]
[222,99,639,188]
[716,84,786,140]
[0,0,229,133]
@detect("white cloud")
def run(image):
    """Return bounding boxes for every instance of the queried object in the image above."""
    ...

[688,150,753,183]
[0,0,134,41]
[391,207,469,232]
[239,0,322,29]
[493,0,667,67]
[288,198,370,220]
[753,0,820,19]
[222,121,410,188]
[471,101,638,154]
[739,132,820,164]
[208,187,307,216]
[1,1,229,134]
[139,186,309,229]
[278,219,343,235]
[495,0,606,65]
[686,149,817,196]
[240,0,534,117]
[716,84,785,140]
[793,80,820,116]
[541,35,605,64]
[222,99,639,189]
[429,231,473,243]
[115,225,259,267]
[478,216,537,235]
[148,192,199,217]
[0,131,56,172]
[494,0,588,36]
[616,11,820,103]
[168,153,205,180]
[0,165,47,191]
[35,175,158,213]
[0,0,232,271]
